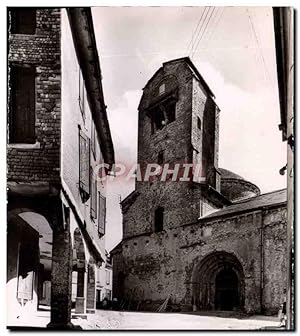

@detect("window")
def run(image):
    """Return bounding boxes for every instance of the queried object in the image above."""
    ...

[159,83,165,95]
[98,193,106,236]
[165,100,176,123]
[158,150,164,165]
[150,100,176,134]
[10,8,36,35]
[9,64,36,144]
[79,69,85,120]
[79,128,90,202]
[105,289,112,300]
[197,116,202,130]
[154,207,164,232]
[199,199,204,218]
[106,269,110,285]
[151,107,165,133]
[90,167,97,219]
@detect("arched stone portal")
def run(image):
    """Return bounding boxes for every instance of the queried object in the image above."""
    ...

[192,251,245,311]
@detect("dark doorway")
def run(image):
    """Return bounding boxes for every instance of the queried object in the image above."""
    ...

[215,268,239,311]
[117,271,125,300]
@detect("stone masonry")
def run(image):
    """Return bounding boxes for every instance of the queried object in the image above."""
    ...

[112,57,287,315]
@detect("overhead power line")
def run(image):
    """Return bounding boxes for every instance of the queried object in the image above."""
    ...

[188,7,211,57]
[246,8,272,88]
[191,7,216,59]
[185,7,207,55]
[205,7,225,47]
[186,6,211,56]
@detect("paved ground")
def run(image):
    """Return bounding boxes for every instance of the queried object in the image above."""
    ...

[72,310,282,330]
[8,309,282,330]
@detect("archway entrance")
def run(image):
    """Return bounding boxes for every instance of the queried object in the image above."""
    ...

[191,251,245,311]
[215,268,239,311]
[7,210,53,324]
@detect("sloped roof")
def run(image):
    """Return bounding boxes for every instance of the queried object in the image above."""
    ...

[110,241,122,255]
[67,8,115,169]
[142,57,215,99]
[219,168,245,181]
[163,57,215,98]
[201,188,287,220]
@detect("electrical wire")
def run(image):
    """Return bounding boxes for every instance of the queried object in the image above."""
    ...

[191,7,216,59]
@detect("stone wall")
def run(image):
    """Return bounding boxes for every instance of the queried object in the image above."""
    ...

[191,77,219,189]
[113,58,287,315]
[114,204,287,315]
[262,206,287,314]
[123,181,222,238]
[137,61,193,171]
[7,9,61,183]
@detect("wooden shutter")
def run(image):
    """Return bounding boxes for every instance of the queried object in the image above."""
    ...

[10,65,35,143]
[91,122,96,158]
[79,129,90,202]
[90,167,97,219]
[98,193,106,236]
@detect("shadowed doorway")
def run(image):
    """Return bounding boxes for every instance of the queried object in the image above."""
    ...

[191,251,245,311]
[215,268,239,311]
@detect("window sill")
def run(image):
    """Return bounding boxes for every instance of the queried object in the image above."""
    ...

[7,141,41,149]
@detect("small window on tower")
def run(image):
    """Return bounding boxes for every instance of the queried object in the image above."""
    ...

[197,116,202,130]
[158,150,164,164]
[159,83,165,95]
[165,101,176,123]
[154,207,164,232]
[152,107,166,132]
[199,199,204,218]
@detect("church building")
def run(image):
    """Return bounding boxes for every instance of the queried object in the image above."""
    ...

[111,57,287,315]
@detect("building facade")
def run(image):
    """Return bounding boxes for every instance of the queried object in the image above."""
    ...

[112,57,287,315]
[273,7,294,329]
[95,251,113,307]
[7,8,114,328]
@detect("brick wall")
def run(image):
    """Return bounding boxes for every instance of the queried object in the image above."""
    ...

[7,9,61,183]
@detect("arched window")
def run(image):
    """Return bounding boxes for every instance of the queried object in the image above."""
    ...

[154,207,164,232]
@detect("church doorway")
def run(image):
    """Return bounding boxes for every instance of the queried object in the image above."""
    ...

[215,268,239,311]
[191,251,245,312]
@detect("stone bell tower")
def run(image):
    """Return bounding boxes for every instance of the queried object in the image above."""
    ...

[137,57,221,192]
[120,57,226,240]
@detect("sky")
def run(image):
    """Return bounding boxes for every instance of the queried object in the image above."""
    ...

[91,6,287,252]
